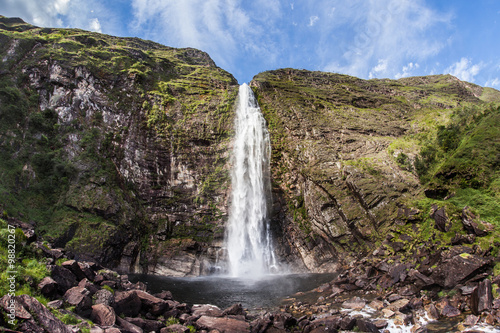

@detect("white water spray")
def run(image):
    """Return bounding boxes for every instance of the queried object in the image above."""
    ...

[225,83,277,277]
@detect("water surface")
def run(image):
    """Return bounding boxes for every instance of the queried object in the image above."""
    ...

[129,273,336,310]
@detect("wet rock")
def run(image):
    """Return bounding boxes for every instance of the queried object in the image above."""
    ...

[425,304,440,320]
[63,286,92,313]
[356,318,379,332]
[273,312,297,330]
[223,303,245,316]
[154,290,173,300]
[368,300,384,311]
[372,319,387,329]
[38,276,58,298]
[93,289,115,307]
[387,298,410,312]
[340,316,356,330]
[440,304,461,317]
[310,315,341,330]
[381,308,394,318]
[470,279,493,315]
[464,314,479,326]
[342,296,366,310]
[250,314,272,333]
[196,315,250,332]
[91,304,116,326]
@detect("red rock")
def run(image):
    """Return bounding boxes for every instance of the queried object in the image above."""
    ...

[196,315,250,332]
[63,286,91,313]
[91,304,116,326]
[471,279,493,315]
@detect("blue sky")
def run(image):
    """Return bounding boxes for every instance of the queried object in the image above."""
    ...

[1,0,499,87]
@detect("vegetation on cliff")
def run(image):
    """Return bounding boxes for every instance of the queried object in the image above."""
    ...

[251,69,500,270]
[0,16,238,273]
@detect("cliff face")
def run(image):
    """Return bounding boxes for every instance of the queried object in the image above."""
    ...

[0,16,238,275]
[251,69,500,272]
[1,17,499,276]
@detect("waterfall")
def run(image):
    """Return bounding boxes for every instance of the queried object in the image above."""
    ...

[225,83,277,277]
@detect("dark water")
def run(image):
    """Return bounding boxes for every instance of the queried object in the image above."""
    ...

[129,273,336,310]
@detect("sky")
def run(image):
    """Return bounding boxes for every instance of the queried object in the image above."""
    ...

[1,0,500,87]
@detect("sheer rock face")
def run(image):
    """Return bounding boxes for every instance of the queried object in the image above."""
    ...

[250,69,495,272]
[2,17,499,276]
[0,16,237,275]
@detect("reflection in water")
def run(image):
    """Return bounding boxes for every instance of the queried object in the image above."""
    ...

[129,273,336,310]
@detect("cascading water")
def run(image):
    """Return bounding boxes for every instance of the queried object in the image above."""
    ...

[225,83,277,277]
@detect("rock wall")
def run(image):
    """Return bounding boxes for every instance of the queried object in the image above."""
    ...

[0,16,238,275]
[251,69,499,272]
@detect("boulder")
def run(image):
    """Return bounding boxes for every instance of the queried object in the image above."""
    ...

[62,260,87,281]
[50,265,78,294]
[470,279,493,315]
[38,276,59,298]
[134,290,169,315]
[116,316,143,333]
[223,303,245,316]
[461,207,487,236]
[63,286,92,313]
[154,290,173,300]
[342,296,366,310]
[340,316,356,330]
[13,294,72,333]
[91,304,116,326]
[250,314,272,333]
[440,304,461,317]
[125,317,165,332]
[94,289,115,307]
[192,304,224,317]
[430,253,490,288]
[272,312,297,330]
[196,315,250,332]
[114,290,142,317]
[356,318,379,332]
[78,278,99,296]
[160,324,190,333]
[430,205,450,232]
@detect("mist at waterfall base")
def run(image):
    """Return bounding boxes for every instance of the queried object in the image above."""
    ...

[128,273,336,309]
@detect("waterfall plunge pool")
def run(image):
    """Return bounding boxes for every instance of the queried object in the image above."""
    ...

[128,273,337,310]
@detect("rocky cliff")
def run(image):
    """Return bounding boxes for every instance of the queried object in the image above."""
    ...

[0,16,238,275]
[1,16,499,276]
[251,69,500,272]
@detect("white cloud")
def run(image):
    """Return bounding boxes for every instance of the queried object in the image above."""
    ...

[89,18,102,33]
[0,0,119,35]
[395,62,420,79]
[323,0,452,79]
[309,16,319,27]
[130,0,286,80]
[485,78,500,88]
[445,58,483,82]
[369,58,388,78]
